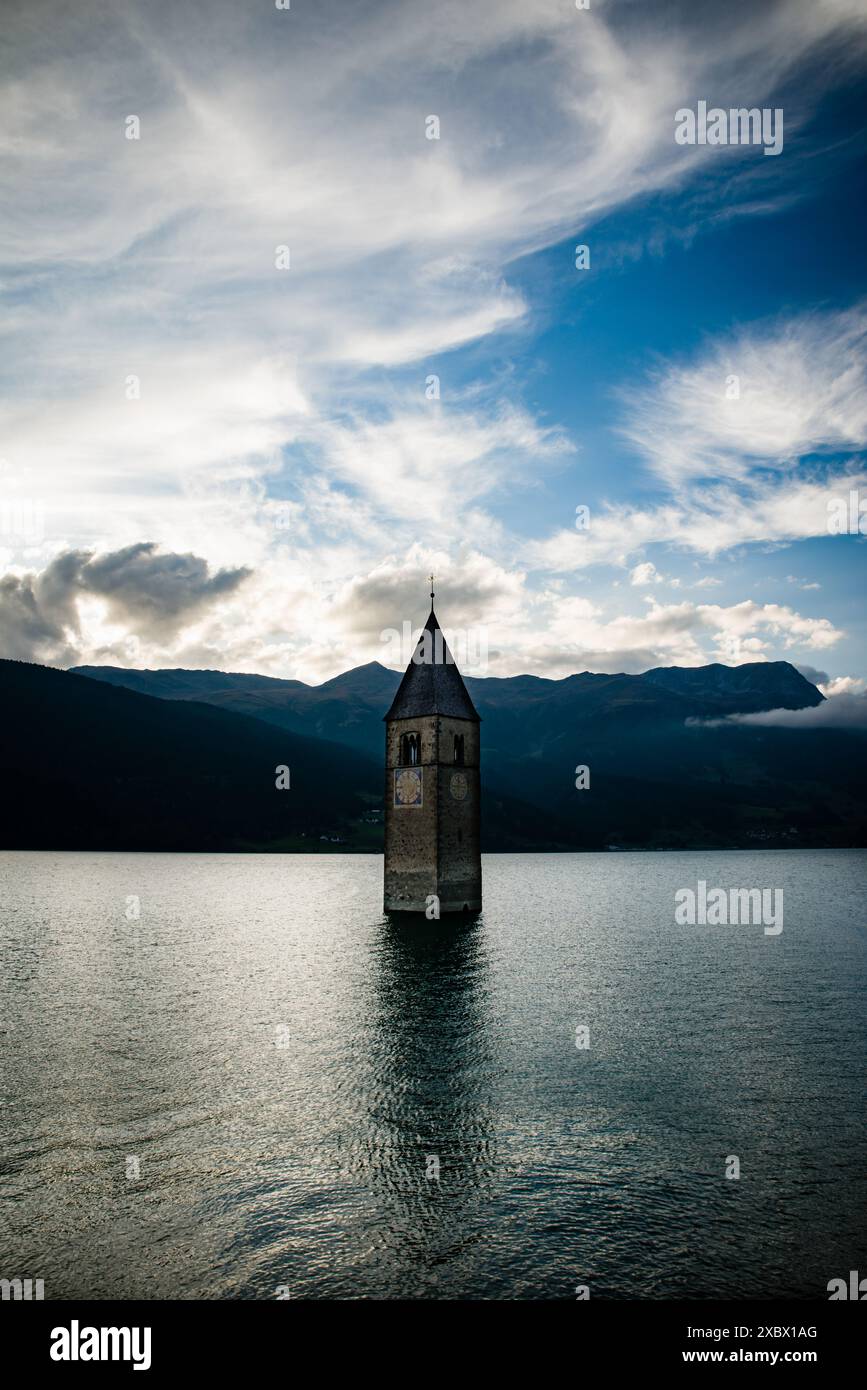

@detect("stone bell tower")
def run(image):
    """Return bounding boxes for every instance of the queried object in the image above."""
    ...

[383,582,482,914]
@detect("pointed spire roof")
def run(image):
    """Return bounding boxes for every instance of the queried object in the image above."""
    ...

[384,604,480,723]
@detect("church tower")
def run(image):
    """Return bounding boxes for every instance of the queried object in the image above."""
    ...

[383,584,482,914]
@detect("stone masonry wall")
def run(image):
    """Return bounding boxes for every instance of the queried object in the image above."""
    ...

[384,714,481,913]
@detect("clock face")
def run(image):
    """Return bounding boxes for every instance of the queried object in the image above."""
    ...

[394,767,423,807]
[450,771,468,801]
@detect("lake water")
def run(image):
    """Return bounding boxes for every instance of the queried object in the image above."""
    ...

[0,849,864,1300]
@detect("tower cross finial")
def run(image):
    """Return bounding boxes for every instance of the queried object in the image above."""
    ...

[429,572,435,607]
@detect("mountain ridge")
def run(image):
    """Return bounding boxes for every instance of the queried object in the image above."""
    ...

[57,655,864,851]
[0,658,584,853]
[3,655,861,853]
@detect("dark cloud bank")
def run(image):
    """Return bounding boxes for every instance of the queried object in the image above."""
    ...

[0,543,251,665]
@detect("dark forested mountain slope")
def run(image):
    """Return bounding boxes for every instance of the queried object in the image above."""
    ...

[5,656,862,850]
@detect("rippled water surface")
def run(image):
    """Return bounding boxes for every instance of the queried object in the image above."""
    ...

[1,850,865,1300]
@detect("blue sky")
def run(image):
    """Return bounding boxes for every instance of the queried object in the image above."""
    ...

[0,0,865,698]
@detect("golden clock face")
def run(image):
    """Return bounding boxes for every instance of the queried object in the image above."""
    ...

[450,771,468,801]
[395,767,423,807]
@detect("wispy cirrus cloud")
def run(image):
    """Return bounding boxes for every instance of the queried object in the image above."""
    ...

[3,0,865,538]
[530,301,867,577]
[528,469,867,573]
[619,302,867,489]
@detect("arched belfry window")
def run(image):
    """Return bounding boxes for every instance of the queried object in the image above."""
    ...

[453,733,465,765]
[400,732,420,766]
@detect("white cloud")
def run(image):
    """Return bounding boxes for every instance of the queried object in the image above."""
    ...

[309,402,571,528]
[529,465,867,572]
[630,561,663,586]
[704,695,867,730]
[620,303,867,488]
[695,599,841,656]
[819,675,867,697]
[523,303,867,584]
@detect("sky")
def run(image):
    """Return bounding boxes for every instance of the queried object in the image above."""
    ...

[1,0,866,692]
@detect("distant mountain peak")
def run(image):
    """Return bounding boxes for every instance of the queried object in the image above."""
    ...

[642,659,823,713]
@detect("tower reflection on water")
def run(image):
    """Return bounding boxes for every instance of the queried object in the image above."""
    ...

[342,911,498,1274]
